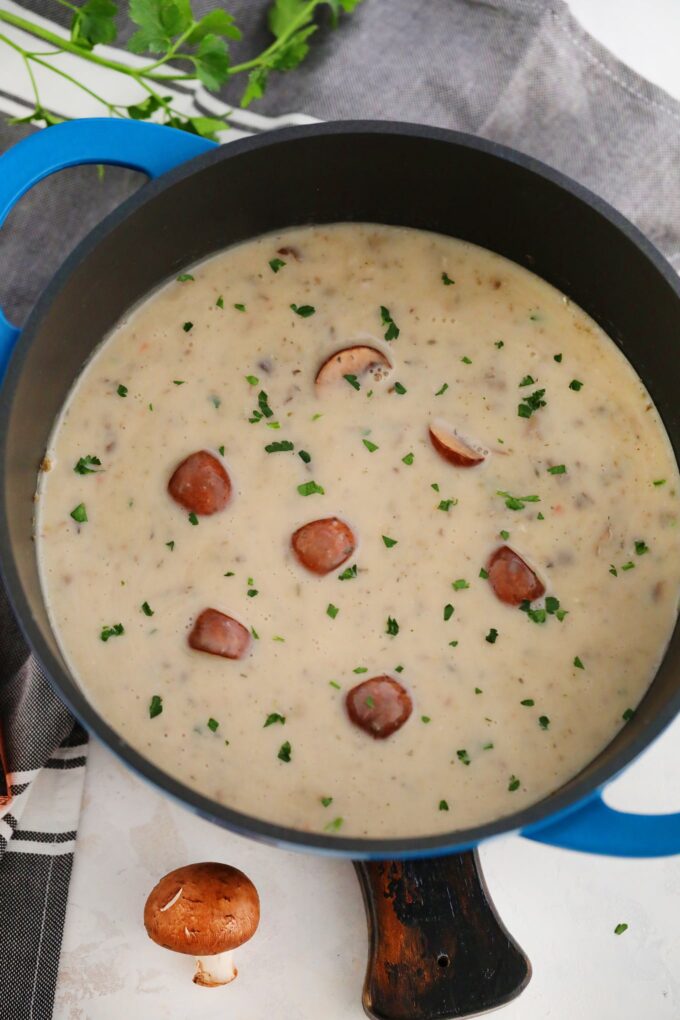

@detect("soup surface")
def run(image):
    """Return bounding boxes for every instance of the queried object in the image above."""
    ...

[36,225,680,838]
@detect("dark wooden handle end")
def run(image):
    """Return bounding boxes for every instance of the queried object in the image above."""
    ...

[354,851,530,1020]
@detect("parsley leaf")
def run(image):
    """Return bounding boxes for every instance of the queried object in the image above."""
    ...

[386,616,399,636]
[394,381,407,394]
[569,379,584,391]
[518,388,547,419]
[116,384,128,397]
[298,480,324,496]
[277,741,292,762]
[290,303,315,317]
[382,535,398,548]
[344,373,360,390]
[497,490,540,511]
[265,440,294,453]
[149,694,163,718]
[74,454,102,475]
[100,622,124,642]
[70,503,88,524]
[380,305,399,340]
[402,452,414,465]
[326,603,339,619]
[338,563,357,580]
[269,257,286,273]
[363,439,379,452]
[485,628,498,643]
[141,601,154,617]
[452,579,469,591]
[441,272,455,286]
[434,382,449,396]
[547,464,567,474]
[264,712,286,727]
[508,775,520,791]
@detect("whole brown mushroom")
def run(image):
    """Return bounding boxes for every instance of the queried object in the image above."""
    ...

[144,862,260,986]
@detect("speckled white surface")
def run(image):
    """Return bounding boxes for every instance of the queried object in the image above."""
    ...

[53,4,680,1017]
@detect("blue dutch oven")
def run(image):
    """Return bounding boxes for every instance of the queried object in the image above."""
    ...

[0,119,678,869]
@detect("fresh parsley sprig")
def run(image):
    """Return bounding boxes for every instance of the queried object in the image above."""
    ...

[1,0,363,136]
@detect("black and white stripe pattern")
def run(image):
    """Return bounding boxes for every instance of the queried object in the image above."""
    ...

[0,582,88,1019]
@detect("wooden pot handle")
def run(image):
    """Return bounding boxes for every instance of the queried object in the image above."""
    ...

[353,851,530,1020]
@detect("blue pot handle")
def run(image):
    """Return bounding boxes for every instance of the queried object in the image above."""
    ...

[0,118,216,380]
[522,790,680,857]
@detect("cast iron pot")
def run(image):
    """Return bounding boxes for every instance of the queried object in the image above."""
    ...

[1,120,679,1019]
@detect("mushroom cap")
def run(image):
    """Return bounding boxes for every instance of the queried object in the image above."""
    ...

[144,862,260,957]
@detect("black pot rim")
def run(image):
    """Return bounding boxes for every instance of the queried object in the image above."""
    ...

[1,119,679,859]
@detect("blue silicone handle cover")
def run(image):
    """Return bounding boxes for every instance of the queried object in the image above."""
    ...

[0,118,215,378]
[1,118,678,858]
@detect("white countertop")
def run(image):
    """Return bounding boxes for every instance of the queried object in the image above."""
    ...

[54,4,680,1018]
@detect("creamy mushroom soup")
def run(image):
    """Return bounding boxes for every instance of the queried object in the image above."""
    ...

[36,224,680,838]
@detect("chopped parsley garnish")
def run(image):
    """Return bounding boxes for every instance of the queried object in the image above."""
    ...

[520,698,535,707]
[338,564,358,580]
[264,712,286,727]
[494,340,504,349]
[116,384,128,397]
[634,540,649,556]
[394,381,407,394]
[457,749,471,766]
[497,490,540,511]
[363,439,379,453]
[508,775,520,791]
[441,272,455,286]
[402,452,414,465]
[277,741,292,762]
[554,353,562,362]
[298,449,311,464]
[344,373,360,390]
[247,588,258,597]
[479,568,489,579]
[177,273,194,282]
[210,395,221,409]
[520,601,546,624]
[297,480,325,496]
[70,503,88,523]
[218,445,225,456]
[269,257,286,273]
[100,623,124,642]
[290,303,315,317]
[327,603,339,619]
[539,715,550,729]
[485,628,498,644]
[329,680,341,690]
[573,656,585,669]
[216,295,224,308]
[622,708,635,722]
[182,321,193,332]
[518,388,547,419]
[435,382,449,396]
[449,640,459,647]
[353,666,368,674]
[321,796,333,807]
[431,483,440,491]
[461,356,472,365]
[149,695,163,719]
[609,565,618,576]
[74,454,102,475]
[394,665,404,673]
[166,541,175,551]
[439,799,449,810]
[265,440,294,453]
[173,380,185,386]
[653,478,666,486]
[382,535,398,548]
[324,817,343,832]
[141,602,154,617]
[500,530,510,540]
[452,579,470,591]
[519,375,536,387]
[224,571,234,577]
[621,561,635,571]
[245,374,259,386]
[380,305,400,340]
[207,718,219,732]
[234,303,246,312]
[365,696,375,707]
[438,498,457,511]
[386,616,399,636]
[547,464,567,474]
[614,923,628,935]
[251,627,260,639]
[537,512,545,520]
[569,379,583,391]
[258,390,273,418]
[474,687,482,694]
[421,715,431,723]
[443,604,454,621]
[188,512,199,525]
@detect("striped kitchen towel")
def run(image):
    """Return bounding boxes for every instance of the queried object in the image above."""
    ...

[0,588,88,1020]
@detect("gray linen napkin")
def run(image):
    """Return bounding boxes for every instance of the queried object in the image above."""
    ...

[0,2,678,1017]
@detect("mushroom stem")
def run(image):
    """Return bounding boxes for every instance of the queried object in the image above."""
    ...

[193,950,237,987]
